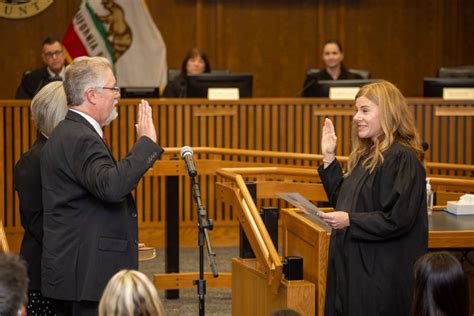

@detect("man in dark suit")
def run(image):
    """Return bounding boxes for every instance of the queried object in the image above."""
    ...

[15,36,66,99]
[40,56,163,315]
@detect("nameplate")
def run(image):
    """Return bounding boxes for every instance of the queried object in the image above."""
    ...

[207,88,240,100]
[443,88,474,100]
[329,87,360,100]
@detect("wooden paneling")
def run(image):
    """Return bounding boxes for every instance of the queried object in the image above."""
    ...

[1,0,473,98]
[0,0,81,98]
[1,98,472,251]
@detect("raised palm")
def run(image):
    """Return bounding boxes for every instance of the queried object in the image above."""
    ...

[321,118,337,156]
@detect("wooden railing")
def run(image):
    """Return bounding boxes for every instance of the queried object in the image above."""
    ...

[1,98,473,250]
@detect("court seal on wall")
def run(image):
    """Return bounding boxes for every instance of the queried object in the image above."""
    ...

[0,0,53,19]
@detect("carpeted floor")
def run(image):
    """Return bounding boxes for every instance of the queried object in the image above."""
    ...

[139,247,238,316]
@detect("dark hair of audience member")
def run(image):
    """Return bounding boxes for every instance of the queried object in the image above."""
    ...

[270,307,302,316]
[0,253,28,316]
[412,251,469,316]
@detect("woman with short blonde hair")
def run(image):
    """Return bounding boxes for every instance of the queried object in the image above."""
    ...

[99,270,166,316]
[14,81,68,315]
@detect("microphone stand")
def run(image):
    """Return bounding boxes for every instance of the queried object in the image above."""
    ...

[190,174,218,316]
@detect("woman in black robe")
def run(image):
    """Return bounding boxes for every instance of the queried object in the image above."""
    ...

[163,48,211,98]
[317,80,428,315]
[301,39,362,97]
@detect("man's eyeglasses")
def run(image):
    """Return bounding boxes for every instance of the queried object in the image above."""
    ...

[43,50,64,59]
[98,85,120,93]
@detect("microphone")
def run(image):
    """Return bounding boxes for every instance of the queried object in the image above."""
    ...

[180,146,198,177]
[296,77,317,97]
[422,141,429,152]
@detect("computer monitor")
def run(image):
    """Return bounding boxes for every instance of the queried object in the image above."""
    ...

[120,87,160,98]
[186,73,253,98]
[308,78,381,97]
[423,77,474,97]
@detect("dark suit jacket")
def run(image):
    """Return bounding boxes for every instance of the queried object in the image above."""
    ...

[14,133,48,291]
[41,111,163,302]
[16,66,51,99]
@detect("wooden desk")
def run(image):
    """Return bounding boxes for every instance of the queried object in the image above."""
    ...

[428,211,474,248]
[281,209,474,316]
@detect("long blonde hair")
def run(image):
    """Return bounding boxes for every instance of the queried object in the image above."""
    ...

[347,81,423,174]
[99,270,166,316]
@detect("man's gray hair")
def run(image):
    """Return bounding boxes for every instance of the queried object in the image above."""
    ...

[31,81,68,136]
[64,56,112,106]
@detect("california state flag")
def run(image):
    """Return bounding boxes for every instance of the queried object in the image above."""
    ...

[63,0,167,87]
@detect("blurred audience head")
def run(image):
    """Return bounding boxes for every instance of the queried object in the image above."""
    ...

[41,36,66,75]
[270,307,302,316]
[412,251,469,316]
[322,39,344,70]
[31,81,68,136]
[180,48,211,77]
[0,253,28,316]
[99,269,166,316]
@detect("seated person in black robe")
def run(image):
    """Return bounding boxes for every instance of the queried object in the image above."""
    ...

[301,39,362,97]
[15,36,66,99]
[317,80,428,316]
[163,48,211,98]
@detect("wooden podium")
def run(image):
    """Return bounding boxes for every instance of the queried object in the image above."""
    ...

[216,167,323,315]
[232,258,315,315]
[280,210,330,316]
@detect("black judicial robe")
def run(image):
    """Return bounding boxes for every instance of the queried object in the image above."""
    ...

[301,67,361,97]
[16,67,51,99]
[318,143,428,316]
[163,76,187,98]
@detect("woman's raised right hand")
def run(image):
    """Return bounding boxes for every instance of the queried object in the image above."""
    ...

[321,118,337,158]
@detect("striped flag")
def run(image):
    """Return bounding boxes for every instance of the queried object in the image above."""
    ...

[63,0,167,87]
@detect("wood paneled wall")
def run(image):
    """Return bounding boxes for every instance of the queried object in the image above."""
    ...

[1,0,473,97]
[1,98,472,251]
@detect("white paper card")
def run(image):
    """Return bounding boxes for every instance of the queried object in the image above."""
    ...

[329,87,360,100]
[443,88,474,100]
[207,88,240,100]
[278,192,332,231]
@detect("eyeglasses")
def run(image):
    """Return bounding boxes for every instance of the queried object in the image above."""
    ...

[43,50,63,59]
[98,85,120,93]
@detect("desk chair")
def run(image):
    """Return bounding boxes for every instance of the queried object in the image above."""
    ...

[167,68,230,85]
[438,65,474,78]
[306,68,371,79]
